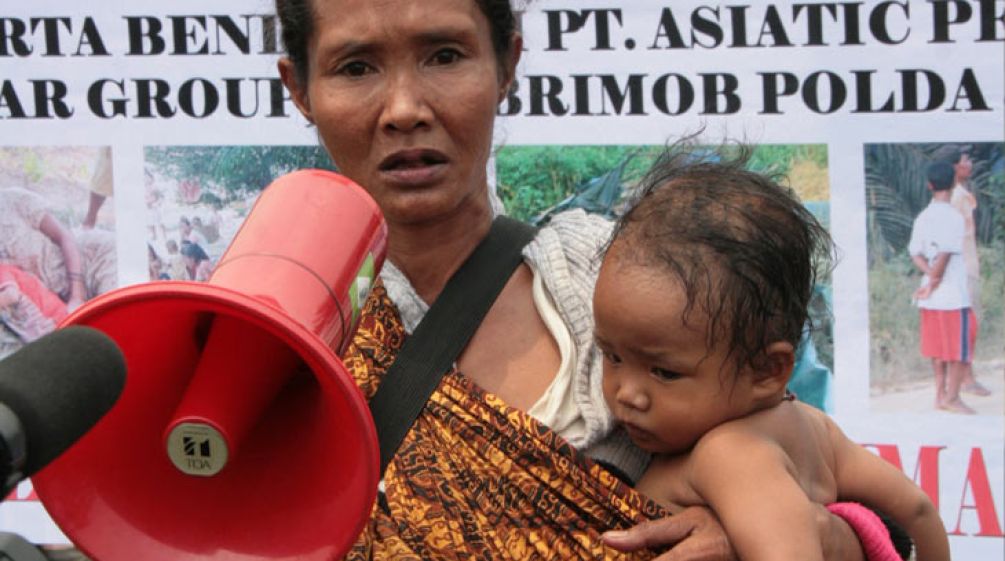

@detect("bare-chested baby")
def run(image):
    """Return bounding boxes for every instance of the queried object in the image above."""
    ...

[594,145,949,561]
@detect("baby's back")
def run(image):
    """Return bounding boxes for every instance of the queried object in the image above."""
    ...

[745,400,842,505]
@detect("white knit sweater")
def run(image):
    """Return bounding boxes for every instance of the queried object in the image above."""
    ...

[379,209,650,483]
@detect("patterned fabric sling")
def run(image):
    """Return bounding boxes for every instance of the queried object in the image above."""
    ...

[342,279,666,559]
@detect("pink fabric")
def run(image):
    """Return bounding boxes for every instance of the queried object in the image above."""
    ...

[827,502,903,561]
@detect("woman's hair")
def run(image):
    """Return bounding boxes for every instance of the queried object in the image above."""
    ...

[604,140,833,372]
[275,0,517,85]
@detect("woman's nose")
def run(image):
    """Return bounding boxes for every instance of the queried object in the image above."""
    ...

[379,71,433,133]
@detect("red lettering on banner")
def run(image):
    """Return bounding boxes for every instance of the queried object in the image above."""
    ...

[863,443,945,509]
[3,481,38,502]
[950,447,1004,537]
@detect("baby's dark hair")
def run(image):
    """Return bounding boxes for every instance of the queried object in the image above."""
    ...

[604,141,833,373]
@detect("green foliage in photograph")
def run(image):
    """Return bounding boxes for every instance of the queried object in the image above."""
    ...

[146,145,335,205]
[865,143,1004,261]
[495,145,658,222]
[496,143,829,222]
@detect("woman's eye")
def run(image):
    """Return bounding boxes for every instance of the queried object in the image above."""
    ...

[337,61,373,78]
[650,367,681,381]
[429,48,462,66]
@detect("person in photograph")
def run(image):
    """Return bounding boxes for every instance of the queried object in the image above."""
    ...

[164,239,188,280]
[145,172,167,242]
[147,244,170,281]
[936,147,990,397]
[178,216,209,248]
[908,162,977,414]
[594,146,947,561]
[0,187,115,311]
[192,216,220,245]
[273,0,899,558]
[82,147,113,230]
[179,241,213,282]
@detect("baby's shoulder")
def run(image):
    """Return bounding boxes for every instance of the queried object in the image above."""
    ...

[697,402,835,461]
[690,414,789,467]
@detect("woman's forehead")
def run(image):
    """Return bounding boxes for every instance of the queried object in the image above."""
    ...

[311,0,488,45]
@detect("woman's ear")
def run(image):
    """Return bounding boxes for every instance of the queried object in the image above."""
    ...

[498,33,523,103]
[751,341,795,400]
[278,58,314,124]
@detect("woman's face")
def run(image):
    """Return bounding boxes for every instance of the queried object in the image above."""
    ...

[281,0,519,226]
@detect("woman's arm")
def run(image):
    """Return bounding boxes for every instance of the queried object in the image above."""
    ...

[602,504,867,561]
[39,213,86,309]
[603,507,737,561]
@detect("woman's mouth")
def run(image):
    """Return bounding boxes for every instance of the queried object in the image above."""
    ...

[378,149,448,185]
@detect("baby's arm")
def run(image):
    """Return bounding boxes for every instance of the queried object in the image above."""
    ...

[689,430,826,561]
[830,424,949,561]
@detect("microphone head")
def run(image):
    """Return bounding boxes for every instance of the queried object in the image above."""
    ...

[0,325,126,477]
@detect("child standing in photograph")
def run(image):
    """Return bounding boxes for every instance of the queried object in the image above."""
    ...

[594,147,949,561]
[908,162,977,415]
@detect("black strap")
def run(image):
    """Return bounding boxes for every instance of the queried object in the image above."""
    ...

[368,216,538,476]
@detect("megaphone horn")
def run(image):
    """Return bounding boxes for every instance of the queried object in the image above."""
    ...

[32,170,386,561]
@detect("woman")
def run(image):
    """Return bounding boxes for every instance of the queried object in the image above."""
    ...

[276,0,879,559]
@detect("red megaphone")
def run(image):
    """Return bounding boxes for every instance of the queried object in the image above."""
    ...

[32,170,386,561]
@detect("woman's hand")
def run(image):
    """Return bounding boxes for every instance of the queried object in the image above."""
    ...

[602,504,869,561]
[602,506,736,561]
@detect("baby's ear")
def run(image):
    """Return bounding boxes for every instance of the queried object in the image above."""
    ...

[751,341,795,400]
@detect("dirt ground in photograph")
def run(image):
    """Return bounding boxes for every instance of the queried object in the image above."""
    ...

[870,359,1005,416]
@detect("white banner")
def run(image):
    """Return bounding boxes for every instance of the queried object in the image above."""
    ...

[1,1,1002,559]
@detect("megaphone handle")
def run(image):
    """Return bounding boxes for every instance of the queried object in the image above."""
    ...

[166,313,301,465]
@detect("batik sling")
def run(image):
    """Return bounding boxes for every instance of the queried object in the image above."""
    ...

[342,259,665,559]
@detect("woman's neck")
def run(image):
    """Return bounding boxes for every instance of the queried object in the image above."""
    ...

[386,207,493,304]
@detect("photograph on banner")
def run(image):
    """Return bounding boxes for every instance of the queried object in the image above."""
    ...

[143,145,335,282]
[495,142,835,411]
[866,142,1004,416]
[0,146,118,360]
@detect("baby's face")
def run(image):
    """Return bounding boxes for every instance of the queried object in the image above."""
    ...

[593,243,759,456]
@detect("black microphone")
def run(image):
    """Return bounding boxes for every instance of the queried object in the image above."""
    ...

[0,325,126,497]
